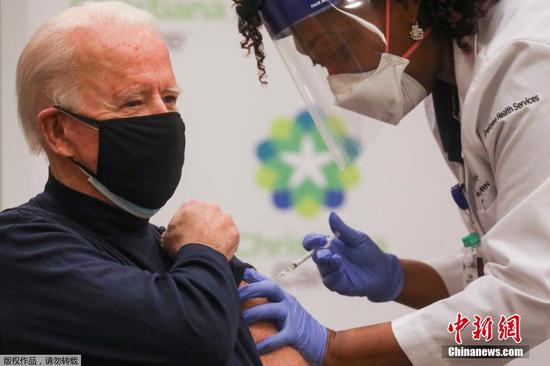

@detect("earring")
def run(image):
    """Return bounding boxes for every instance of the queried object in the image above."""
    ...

[410,21,424,41]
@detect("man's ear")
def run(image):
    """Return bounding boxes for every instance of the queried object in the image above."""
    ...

[37,107,74,157]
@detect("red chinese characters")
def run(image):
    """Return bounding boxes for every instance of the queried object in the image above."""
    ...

[472,315,494,342]
[448,313,522,344]
[448,312,470,344]
[498,314,522,344]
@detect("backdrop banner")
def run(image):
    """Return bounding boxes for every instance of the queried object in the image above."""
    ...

[1,1,547,362]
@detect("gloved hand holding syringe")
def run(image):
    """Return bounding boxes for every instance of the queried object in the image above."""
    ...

[276,212,404,302]
[276,236,333,279]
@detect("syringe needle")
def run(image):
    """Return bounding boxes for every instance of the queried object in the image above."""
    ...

[275,236,332,279]
[276,251,314,279]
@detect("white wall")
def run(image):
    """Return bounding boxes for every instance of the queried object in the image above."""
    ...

[1,0,49,210]
[0,0,548,363]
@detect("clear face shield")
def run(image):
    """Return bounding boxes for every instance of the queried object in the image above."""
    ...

[260,0,430,167]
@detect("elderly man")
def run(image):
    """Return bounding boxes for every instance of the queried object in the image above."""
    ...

[0,2,307,365]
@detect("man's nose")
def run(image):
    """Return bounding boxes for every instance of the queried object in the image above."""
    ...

[148,94,172,114]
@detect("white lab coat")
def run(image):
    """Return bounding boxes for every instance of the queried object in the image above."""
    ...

[392,0,550,364]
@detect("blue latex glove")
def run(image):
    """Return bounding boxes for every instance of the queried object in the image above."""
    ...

[303,212,404,302]
[239,268,327,366]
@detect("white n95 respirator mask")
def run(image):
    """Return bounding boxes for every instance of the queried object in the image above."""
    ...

[327,53,428,125]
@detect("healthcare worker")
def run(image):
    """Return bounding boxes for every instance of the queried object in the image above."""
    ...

[234,0,550,364]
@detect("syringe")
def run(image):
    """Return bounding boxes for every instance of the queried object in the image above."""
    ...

[276,236,333,279]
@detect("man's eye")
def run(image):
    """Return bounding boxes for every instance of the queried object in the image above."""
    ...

[163,95,178,104]
[124,100,143,107]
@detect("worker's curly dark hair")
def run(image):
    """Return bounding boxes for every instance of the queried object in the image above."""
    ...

[406,0,496,49]
[233,0,266,83]
[233,0,498,83]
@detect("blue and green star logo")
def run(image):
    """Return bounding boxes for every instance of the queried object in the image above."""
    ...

[256,111,361,218]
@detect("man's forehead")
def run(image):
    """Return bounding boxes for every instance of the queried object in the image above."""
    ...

[75,25,173,70]
[72,23,169,68]
[69,23,177,102]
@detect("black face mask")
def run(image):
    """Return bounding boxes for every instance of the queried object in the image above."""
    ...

[55,106,186,215]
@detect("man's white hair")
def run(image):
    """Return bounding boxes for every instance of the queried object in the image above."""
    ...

[16,1,159,154]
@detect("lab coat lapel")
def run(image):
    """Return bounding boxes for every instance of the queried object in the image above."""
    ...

[453,37,477,105]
